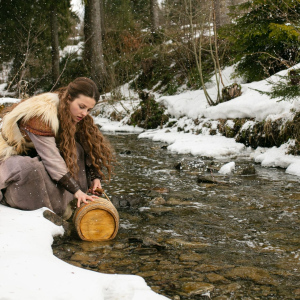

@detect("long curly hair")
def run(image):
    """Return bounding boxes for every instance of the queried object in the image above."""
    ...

[56,77,114,180]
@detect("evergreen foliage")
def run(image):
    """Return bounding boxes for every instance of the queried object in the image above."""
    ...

[221,0,300,82]
[253,71,300,101]
[0,0,76,92]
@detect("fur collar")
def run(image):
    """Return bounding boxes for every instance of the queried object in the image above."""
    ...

[0,93,59,160]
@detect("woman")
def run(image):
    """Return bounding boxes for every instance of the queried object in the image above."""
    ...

[0,77,114,219]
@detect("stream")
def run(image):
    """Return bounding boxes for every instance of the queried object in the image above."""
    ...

[53,133,300,299]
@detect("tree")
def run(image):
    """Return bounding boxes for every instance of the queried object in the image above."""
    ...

[0,0,75,92]
[84,0,107,90]
[150,0,160,37]
[222,0,300,82]
[50,2,60,88]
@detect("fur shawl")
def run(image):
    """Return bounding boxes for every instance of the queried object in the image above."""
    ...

[0,93,60,160]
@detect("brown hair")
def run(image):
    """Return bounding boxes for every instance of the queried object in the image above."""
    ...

[56,77,114,180]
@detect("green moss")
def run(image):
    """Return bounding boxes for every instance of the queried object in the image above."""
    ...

[129,92,169,129]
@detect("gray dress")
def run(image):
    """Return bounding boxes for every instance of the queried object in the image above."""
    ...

[0,131,89,217]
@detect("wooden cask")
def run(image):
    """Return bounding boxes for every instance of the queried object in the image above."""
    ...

[73,196,119,242]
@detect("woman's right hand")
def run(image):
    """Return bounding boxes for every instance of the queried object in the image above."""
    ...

[74,189,98,207]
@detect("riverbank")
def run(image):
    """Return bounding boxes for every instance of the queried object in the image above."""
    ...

[0,204,169,299]
[93,64,300,177]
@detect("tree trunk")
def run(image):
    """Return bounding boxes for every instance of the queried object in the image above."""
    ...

[84,0,106,90]
[150,0,159,36]
[213,0,221,30]
[50,3,60,88]
[100,0,105,38]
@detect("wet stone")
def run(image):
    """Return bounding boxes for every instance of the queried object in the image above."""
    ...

[81,261,99,269]
[195,264,235,272]
[295,288,300,295]
[166,198,193,206]
[113,242,128,250]
[239,164,256,175]
[150,197,166,205]
[148,207,173,213]
[179,252,204,262]
[70,252,90,261]
[206,273,229,283]
[166,238,209,248]
[218,283,241,294]
[80,241,113,252]
[132,248,158,255]
[151,187,170,194]
[136,271,158,277]
[225,266,278,286]
[150,286,162,294]
[181,282,214,296]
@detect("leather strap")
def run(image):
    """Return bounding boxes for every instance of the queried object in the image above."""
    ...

[58,172,80,194]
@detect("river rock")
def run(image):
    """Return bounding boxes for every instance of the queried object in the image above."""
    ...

[179,252,204,261]
[182,282,214,296]
[136,271,158,277]
[150,196,166,205]
[111,194,145,208]
[239,164,256,175]
[218,283,241,294]
[120,150,131,155]
[197,175,218,184]
[133,247,158,255]
[149,207,173,213]
[206,273,229,283]
[295,288,300,295]
[166,238,209,248]
[195,264,235,272]
[70,252,97,263]
[151,187,170,194]
[142,237,165,249]
[114,242,128,250]
[225,266,278,285]
[166,198,193,206]
[80,241,113,252]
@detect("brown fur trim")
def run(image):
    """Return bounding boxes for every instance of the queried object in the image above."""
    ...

[19,116,55,137]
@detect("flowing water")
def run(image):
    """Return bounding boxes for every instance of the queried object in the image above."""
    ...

[53,134,300,299]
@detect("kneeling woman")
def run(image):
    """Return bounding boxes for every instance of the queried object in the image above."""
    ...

[0,77,114,219]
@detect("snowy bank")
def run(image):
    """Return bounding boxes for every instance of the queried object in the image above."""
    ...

[94,64,300,177]
[0,205,168,300]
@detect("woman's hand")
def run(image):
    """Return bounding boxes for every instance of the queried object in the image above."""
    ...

[74,189,98,207]
[88,179,102,196]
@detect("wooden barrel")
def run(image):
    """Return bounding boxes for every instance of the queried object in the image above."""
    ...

[73,193,119,242]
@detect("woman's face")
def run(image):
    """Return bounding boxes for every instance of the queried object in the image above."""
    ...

[69,94,96,123]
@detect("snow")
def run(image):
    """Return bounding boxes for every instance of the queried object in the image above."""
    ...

[219,162,236,174]
[2,63,300,299]
[93,63,300,178]
[0,205,168,300]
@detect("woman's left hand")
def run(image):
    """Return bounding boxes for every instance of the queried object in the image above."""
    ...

[88,178,102,195]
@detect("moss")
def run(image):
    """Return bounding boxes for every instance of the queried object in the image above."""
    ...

[287,140,300,155]
[210,129,217,135]
[129,92,169,129]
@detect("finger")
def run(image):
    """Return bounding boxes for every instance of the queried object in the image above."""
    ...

[77,199,81,208]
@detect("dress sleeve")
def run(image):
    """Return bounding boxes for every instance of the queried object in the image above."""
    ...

[26,130,68,181]
[26,130,80,194]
